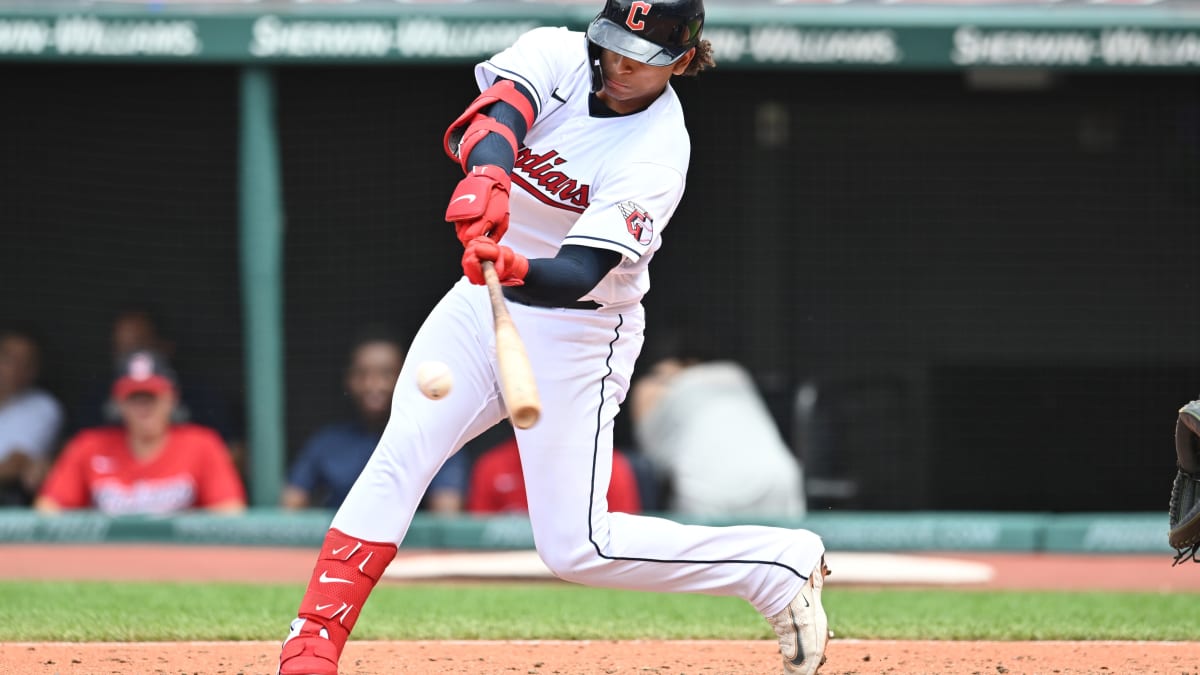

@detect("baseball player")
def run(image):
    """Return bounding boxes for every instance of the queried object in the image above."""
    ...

[278,2,830,674]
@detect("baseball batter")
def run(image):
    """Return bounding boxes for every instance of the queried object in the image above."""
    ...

[278,2,830,674]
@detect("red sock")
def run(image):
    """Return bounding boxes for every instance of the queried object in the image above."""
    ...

[294,527,398,654]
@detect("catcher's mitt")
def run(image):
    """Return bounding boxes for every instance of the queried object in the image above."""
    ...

[1170,399,1200,565]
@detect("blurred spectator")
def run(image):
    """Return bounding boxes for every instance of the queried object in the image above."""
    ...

[73,307,240,445]
[282,329,469,513]
[35,350,245,515]
[630,349,805,518]
[0,329,64,505]
[467,434,641,514]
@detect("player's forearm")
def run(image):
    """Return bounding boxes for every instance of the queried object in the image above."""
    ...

[463,99,529,174]
[508,245,622,306]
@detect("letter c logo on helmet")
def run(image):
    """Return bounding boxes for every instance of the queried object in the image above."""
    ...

[626,1,652,31]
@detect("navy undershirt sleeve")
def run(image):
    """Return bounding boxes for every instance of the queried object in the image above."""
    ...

[463,80,535,173]
[507,245,622,306]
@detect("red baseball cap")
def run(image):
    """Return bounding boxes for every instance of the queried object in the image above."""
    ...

[111,350,177,401]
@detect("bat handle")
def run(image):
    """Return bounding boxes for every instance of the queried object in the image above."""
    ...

[481,260,507,315]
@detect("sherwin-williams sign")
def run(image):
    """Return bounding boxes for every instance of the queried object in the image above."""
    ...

[0,0,1198,69]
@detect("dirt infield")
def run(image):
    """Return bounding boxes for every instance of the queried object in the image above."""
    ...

[2,545,1199,674]
[3,639,1199,675]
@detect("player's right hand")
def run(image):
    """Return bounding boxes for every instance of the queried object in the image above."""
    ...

[461,235,528,286]
[445,164,511,245]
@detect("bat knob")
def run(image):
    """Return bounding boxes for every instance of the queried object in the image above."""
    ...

[511,407,540,430]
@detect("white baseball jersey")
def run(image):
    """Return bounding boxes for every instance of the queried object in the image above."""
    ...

[477,27,690,311]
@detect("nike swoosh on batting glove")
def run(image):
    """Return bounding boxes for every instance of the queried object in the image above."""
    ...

[445,165,511,245]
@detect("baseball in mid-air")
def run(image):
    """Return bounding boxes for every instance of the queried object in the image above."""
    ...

[416,361,453,400]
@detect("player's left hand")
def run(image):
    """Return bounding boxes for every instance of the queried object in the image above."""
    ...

[445,165,511,245]
[462,235,528,287]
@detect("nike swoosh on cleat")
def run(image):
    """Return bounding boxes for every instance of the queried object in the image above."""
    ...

[788,607,805,666]
[319,571,353,584]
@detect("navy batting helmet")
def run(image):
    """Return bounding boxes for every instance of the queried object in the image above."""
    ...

[586,0,705,67]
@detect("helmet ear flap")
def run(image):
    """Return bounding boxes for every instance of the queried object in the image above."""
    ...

[589,40,604,94]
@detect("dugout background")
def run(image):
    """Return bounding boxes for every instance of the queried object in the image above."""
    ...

[2,64,1198,511]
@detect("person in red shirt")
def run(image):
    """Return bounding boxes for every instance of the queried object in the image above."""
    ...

[35,350,245,515]
[468,436,641,514]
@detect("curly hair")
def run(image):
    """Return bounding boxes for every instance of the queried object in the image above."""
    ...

[682,39,716,76]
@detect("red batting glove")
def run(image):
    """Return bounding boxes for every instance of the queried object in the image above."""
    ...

[462,236,528,287]
[445,165,511,245]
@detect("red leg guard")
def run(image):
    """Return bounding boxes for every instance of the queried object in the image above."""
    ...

[294,528,398,654]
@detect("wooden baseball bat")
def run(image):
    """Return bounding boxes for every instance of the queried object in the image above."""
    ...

[481,260,541,429]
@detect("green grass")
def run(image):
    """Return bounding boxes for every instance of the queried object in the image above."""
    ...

[1,581,1196,642]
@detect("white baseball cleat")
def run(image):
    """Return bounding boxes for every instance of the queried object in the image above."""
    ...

[766,556,831,675]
